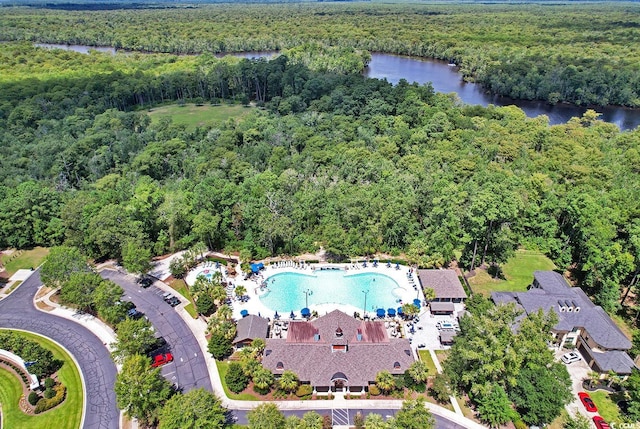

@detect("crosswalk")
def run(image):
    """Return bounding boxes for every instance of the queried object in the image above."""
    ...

[332,407,350,426]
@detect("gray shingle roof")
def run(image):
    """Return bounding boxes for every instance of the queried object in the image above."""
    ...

[430,302,455,313]
[233,315,269,345]
[262,310,414,387]
[490,271,631,350]
[590,350,637,375]
[417,269,467,300]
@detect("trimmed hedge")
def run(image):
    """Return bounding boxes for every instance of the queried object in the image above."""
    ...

[28,391,40,406]
[34,384,66,413]
[368,385,381,396]
[295,384,313,398]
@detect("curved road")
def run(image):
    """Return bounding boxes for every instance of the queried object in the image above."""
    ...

[0,270,119,429]
[100,270,212,393]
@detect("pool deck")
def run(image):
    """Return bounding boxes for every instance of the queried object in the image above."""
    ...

[187,261,423,322]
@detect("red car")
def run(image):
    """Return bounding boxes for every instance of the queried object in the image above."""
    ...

[578,392,597,412]
[593,416,610,429]
[151,353,173,368]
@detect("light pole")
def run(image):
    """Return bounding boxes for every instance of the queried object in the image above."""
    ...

[362,289,369,317]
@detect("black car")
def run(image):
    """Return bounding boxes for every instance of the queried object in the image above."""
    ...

[167,297,180,307]
[138,276,153,288]
[144,336,168,356]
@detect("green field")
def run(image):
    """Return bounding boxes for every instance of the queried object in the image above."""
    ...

[590,390,623,423]
[148,103,252,131]
[418,350,438,376]
[169,279,198,319]
[0,247,49,277]
[468,249,556,296]
[0,330,83,429]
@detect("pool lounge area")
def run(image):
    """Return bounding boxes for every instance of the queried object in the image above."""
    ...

[228,262,423,321]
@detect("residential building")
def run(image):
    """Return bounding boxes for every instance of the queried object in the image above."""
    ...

[492,270,637,376]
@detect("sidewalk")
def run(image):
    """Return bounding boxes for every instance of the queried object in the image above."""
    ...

[35,288,118,353]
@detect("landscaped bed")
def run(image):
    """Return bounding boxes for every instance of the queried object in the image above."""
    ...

[0,330,82,429]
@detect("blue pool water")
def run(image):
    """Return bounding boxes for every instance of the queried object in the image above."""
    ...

[259,270,404,313]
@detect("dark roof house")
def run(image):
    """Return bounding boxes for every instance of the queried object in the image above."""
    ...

[492,271,636,375]
[417,269,467,302]
[233,315,269,346]
[262,310,414,392]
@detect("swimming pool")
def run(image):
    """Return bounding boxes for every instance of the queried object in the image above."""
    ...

[259,270,405,313]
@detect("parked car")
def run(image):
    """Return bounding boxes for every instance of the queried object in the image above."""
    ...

[144,337,168,356]
[126,308,144,319]
[151,352,173,368]
[139,277,153,288]
[561,351,582,364]
[578,392,597,413]
[593,416,610,429]
[167,297,180,307]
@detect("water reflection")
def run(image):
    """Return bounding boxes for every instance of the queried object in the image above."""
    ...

[365,53,640,131]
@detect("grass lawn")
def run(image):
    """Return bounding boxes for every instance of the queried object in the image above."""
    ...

[468,249,556,296]
[215,361,260,401]
[418,350,438,376]
[434,349,450,362]
[147,103,252,131]
[0,329,83,429]
[590,390,622,423]
[0,247,49,277]
[168,279,198,319]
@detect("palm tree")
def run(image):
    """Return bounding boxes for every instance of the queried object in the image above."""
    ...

[375,370,396,394]
[211,285,227,305]
[216,304,232,321]
[408,360,430,384]
[278,370,299,393]
[251,338,266,354]
[587,371,600,389]
[252,367,274,393]
[423,287,436,302]
[364,413,388,429]
[235,284,247,298]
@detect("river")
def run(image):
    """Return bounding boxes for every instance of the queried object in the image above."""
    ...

[34,43,640,131]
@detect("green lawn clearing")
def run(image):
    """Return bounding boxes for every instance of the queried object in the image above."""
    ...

[147,103,252,130]
[1,247,49,277]
[590,390,622,423]
[215,360,260,401]
[168,278,197,319]
[0,329,83,429]
[468,249,556,296]
[418,350,438,376]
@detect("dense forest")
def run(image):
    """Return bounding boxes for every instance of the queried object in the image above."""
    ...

[0,41,639,319]
[1,3,640,106]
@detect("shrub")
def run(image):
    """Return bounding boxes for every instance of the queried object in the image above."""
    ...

[34,384,66,413]
[225,362,249,393]
[28,391,40,406]
[368,385,381,396]
[44,388,56,399]
[295,384,313,398]
[44,377,55,389]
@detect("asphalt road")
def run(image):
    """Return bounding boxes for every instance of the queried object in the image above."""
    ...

[230,407,468,429]
[0,270,119,429]
[100,270,212,393]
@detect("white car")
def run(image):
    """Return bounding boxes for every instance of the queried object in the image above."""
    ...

[561,351,581,364]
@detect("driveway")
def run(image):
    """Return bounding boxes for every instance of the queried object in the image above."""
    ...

[0,270,119,429]
[100,270,212,393]
[556,348,594,419]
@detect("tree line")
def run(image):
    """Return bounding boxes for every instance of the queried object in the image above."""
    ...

[0,42,639,319]
[1,3,640,106]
